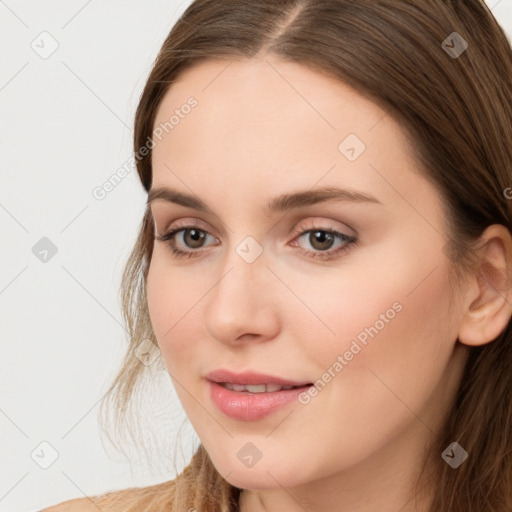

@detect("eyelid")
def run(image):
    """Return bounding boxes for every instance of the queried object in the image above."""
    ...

[158,217,213,237]
[151,204,228,234]
[288,217,355,239]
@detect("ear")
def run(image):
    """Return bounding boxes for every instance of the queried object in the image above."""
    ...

[458,224,512,347]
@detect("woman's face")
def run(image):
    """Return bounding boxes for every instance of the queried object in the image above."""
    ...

[146,57,468,493]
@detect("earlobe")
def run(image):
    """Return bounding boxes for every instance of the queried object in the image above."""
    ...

[457,225,512,347]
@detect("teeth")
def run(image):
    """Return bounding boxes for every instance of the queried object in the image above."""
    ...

[266,384,286,392]
[223,383,297,393]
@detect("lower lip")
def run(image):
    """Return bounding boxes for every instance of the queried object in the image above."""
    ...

[208,381,311,421]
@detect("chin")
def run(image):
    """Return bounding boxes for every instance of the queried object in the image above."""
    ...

[225,469,293,491]
[210,455,309,491]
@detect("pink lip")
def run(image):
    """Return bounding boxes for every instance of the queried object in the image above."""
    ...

[205,370,313,421]
[207,381,311,421]
[205,369,311,387]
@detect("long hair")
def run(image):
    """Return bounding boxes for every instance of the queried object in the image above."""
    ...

[95,1,512,510]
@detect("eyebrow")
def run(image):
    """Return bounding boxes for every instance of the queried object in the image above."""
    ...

[147,185,382,214]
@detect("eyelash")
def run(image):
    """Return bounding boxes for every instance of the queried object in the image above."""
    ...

[154,221,358,262]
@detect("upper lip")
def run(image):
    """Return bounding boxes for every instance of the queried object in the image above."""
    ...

[205,369,312,387]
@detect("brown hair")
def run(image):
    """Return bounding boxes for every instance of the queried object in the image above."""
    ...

[95,1,512,510]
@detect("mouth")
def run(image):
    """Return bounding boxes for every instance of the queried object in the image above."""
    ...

[217,382,312,393]
[205,368,313,389]
[207,380,314,421]
[205,369,314,420]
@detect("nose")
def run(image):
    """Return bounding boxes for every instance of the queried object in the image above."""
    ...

[204,244,281,346]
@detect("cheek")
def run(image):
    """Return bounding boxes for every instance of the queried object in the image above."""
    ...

[146,255,190,362]
[315,234,454,364]
[289,228,455,393]
[146,250,214,380]
[277,254,457,474]
[306,246,456,433]
[273,243,448,372]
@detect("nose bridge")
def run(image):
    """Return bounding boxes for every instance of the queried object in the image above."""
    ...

[214,235,265,310]
[204,234,280,343]
[217,223,267,283]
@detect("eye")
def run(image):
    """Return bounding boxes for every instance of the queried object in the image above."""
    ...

[289,225,358,261]
[154,221,358,261]
[155,221,218,259]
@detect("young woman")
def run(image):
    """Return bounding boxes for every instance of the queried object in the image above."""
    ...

[44,0,512,510]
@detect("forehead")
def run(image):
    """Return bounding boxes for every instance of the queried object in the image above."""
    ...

[152,56,390,149]
[149,57,434,217]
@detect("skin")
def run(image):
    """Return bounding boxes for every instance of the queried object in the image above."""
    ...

[145,56,512,512]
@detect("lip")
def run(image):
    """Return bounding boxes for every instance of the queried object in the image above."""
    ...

[205,369,311,387]
[207,380,312,421]
[205,369,313,421]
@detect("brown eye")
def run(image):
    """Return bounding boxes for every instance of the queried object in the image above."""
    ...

[181,228,207,249]
[291,227,357,261]
[155,224,218,259]
[308,230,335,251]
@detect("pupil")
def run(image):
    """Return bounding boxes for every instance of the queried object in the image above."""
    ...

[186,229,205,248]
[311,230,333,250]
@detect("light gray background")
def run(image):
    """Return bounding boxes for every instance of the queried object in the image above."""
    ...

[2,1,511,511]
